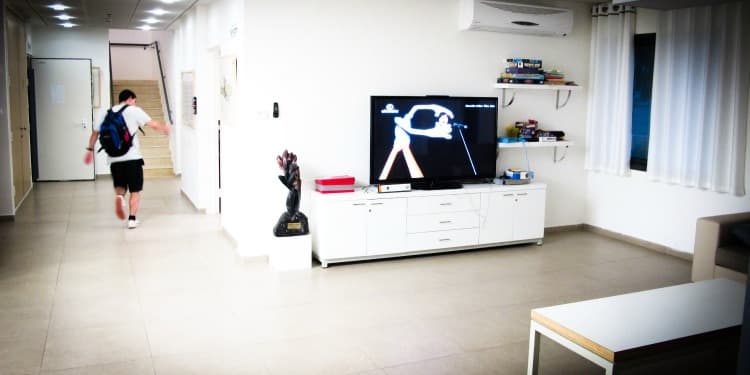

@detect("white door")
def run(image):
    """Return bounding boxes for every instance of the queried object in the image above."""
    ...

[367,198,407,256]
[33,58,94,181]
[320,200,368,259]
[513,189,546,240]
[479,192,515,244]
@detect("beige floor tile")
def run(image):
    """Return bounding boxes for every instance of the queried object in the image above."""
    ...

[42,323,151,371]
[263,334,376,375]
[152,350,268,375]
[54,276,138,302]
[0,281,56,310]
[353,321,463,368]
[0,331,47,373]
[40,358,154,375]
[0,305,50,339]
[420,303,530,352]
[49,294,143,330]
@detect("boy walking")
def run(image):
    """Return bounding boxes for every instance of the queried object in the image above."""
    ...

[84,89,171,229]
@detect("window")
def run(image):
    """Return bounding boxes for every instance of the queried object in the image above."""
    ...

[630,33,656,171]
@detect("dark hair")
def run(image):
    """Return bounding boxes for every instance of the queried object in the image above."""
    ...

[118,89,136,103]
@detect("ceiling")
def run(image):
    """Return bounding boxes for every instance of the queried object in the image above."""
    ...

[5,0,201,31]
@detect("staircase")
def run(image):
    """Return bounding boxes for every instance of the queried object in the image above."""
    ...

[112,80,174,178]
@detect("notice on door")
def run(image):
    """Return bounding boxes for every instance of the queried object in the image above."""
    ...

[51,84,65,104]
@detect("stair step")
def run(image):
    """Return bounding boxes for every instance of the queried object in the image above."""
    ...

[145,157,173,169]
[144,168,175,179]
[140,136,169,148]
[141,147,171,158]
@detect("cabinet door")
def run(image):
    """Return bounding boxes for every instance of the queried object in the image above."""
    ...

[513,189,546,241]
[479,192,515,244]
[367,198,407,256]
[316,200,368,260]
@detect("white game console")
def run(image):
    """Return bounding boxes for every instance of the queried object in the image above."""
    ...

[377,183,411,193]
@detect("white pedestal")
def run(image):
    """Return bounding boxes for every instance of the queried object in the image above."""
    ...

[269,234,312,271]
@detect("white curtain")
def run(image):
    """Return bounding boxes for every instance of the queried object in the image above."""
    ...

[585,4,635,176]
[648,2,749,196]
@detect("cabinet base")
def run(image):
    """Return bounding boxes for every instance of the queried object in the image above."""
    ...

[314,238,543,268]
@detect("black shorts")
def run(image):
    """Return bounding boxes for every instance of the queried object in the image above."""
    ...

[110,159,144,192]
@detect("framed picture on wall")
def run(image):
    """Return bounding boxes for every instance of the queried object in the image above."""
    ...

[181,71,195,128]
[91,66,101,108]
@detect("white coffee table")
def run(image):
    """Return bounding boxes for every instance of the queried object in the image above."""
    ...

[528,278,745,374]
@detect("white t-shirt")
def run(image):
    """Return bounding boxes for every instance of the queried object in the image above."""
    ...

[94,104,152,163]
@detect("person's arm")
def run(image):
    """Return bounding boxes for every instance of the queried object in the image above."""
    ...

[84,130,99,165]
[145,119,171,135]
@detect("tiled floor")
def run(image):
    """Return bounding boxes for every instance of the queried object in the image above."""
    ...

[0,177,694,374]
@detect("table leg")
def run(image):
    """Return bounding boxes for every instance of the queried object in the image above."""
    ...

[528,324,541,375]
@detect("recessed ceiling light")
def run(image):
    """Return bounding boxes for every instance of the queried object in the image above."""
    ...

[55,14,74,21]
[161,0,181,3]
[60,22,77,28]
[142,17,160,24]
[138,25,154,31]
[49,4,70,11]
[148,9,169,16]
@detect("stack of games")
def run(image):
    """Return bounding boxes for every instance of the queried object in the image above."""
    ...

[544,69,566,85]
[498,58,544,84]
[314,175,355,194]
[515,119,539,141]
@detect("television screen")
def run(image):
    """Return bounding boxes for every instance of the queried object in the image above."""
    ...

[370,96,498,187]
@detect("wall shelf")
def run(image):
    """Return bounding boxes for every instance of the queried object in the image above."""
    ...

[497,141,573,163]
[493,83,582,109]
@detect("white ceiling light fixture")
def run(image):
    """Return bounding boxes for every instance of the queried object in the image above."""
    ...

[55,14,74,20]
[142,17,160,24]
[49,3,70,11]
[60,22,77,28]
[138,25,154,30]
[161,0,181,4]
[148,8,170,16]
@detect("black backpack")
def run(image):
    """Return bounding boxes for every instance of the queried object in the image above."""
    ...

[98,105,140,157]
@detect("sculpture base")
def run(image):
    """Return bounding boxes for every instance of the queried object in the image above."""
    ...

[273,212,309,237]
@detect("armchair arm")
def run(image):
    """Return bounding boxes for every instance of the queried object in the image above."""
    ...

[692,212,750,281]
[692,218,722,281]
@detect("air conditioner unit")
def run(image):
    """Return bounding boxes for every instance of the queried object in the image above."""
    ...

[459,0,574,37]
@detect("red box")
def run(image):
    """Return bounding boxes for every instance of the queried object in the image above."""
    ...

[315,175,355,193]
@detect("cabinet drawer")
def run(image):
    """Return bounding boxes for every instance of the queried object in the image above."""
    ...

[407,211,479,233]
[406,228,479,251]
[408,194,480,215]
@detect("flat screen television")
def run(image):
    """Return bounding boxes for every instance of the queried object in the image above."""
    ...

[370,96,498,189]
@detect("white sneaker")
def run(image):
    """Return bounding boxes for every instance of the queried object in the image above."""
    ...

[127,219,140,229]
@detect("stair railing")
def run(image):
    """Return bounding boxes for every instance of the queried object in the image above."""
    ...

[109,42,174,124]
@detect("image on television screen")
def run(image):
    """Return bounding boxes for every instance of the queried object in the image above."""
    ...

[370,96,498,185]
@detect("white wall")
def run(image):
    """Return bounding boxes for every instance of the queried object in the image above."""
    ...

[584,8,750,255]
[167,0,243,213]
[219,0,592,256]
[110,47,159,81]
[29,26,111,175]
[109,29,174,83]
[0,4,14,216]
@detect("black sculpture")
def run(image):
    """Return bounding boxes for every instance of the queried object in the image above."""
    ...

[273,150,309,236]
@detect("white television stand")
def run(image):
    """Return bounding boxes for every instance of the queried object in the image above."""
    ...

[310,183,546,267]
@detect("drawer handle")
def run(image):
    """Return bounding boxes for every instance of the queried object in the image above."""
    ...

[370,202,384,206]
[439,238,451,242]
[439,220,452,224]
[503,193,514,197]
[352,203,366,206]
[439,202,453,206]
[516,193,528,196]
